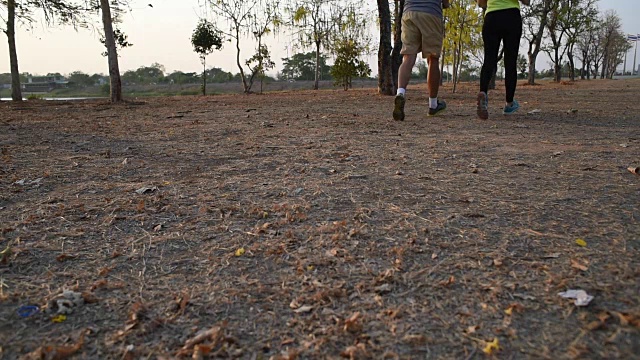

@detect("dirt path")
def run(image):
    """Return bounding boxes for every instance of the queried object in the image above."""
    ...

[1,79,639,359]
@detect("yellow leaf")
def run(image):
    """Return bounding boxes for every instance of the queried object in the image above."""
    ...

[483,338,500,355]
[235,248,245,257]
[504,307,513,316]
[307,265,315,271]
[52,314,67,323]
[576,239,587,247]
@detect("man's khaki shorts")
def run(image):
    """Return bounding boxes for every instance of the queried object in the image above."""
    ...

[401,11,444,58]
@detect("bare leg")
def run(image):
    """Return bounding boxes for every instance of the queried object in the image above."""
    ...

[427,55,440,99]
[398,54,417,90]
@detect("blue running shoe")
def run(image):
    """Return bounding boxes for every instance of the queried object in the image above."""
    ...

[503,99,520,115]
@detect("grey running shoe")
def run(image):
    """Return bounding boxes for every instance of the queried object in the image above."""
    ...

[477,91,489,120]
[393,94,406,121]
[428,100,447,116]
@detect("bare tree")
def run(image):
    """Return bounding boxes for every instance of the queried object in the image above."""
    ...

[1,0,82,101]
[543,0,571,82]
[599,10,629,79]
[575,13,601,79]
[522,0,552,84]
[247,0,280,92]
[209,0,258,93]
[287,0,338,90]
[99,0,123,102]
[559,0,598,81]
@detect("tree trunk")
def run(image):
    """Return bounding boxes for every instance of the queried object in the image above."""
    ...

[202,59,206,95]
[391,0,404,90]
[526,0,551,86]
[567,46,575,81]
[100,0,123,103]
[7,0,23,102]
[527,52,537,85]
[314,41,321,90]
[553,47,561,82]
[234,28,249,93]
[377,0,394,95]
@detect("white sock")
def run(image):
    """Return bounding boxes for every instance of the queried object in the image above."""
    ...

[397,88,406,96]
[429,97,438,109]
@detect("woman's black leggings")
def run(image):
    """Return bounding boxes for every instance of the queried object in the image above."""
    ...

[480,8,522,103]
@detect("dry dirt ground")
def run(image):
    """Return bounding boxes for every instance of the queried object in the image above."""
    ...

[0,79,639,360]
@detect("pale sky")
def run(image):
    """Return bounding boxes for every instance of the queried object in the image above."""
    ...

[0,0,637,76]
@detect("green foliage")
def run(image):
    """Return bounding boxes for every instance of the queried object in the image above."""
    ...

[0,73,12,84]
[246,44,276,92]
[442,0,483,90]
[411,58,428,79]
[100,28,133,57]
[191,19,224,61]
[191,18,224,95]
[330,38,371,90]
[280,52,331,80]
[518,54,528,79]
[122,63,166,85]
[327,3,371,90]
[68,71,94,87]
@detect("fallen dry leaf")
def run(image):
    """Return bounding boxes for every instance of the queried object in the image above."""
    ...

[628,167,639,175]
[344,312,362,333]
[482,338,500,355]
[402,334,428,345]
[586,320,605,331]
[505,307,513,316]
[504,303,525,316]
[177,326,222,356]
[438,275,455,287]
[575,239,587,247]
[136,200,145,212]
[192,344,213,360]
[465,325,479,334]
[51,314,67,323]
[340,344,367,359]
[611,311,640,328]
[176,291,190,315]
[293,305,314,314]
[29,332,85,360]
[81,292,99,304]
[571,259,589,272]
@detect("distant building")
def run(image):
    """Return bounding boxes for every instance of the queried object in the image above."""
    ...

[22,75,69,92]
